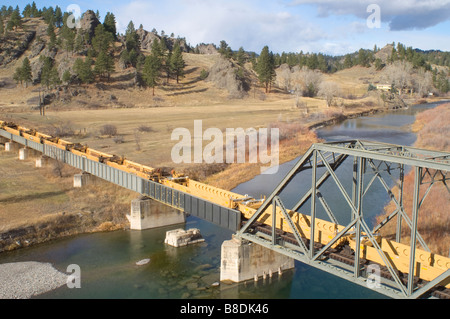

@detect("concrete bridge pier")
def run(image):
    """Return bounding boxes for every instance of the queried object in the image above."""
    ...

[127,196,185,230]
[5,141,19,152]
[220,235,295,283]
[35,156,50,168]
[73,172,96,188]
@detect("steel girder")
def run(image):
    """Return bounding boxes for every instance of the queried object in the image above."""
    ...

[237,140,450,299]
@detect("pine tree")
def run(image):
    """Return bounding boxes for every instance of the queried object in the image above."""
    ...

[40,57,60,89]
[92,24,114,55]
[54,6,63,27]
[256,46,276,93]
[169,43,185,84]
[0,16,4,35]
[7,9,22,31]
[47,21,57,49]
[94,50,115,81]
[21,57,32,86]
[60,17,76,55]
[74,58,94,84]
[236,47,246,66]
[142,51,162,96]
[121,20,140,68]
[62,70,71,85]
[103,12,117,39]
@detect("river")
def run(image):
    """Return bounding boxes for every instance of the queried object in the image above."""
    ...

[0,101,446,299]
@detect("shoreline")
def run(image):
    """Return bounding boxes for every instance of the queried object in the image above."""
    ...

[0,97,444,255]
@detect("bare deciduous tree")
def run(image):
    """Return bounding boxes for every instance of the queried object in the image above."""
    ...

[318,81,342,107]
[382,60,413,94]
[415,69,433,98]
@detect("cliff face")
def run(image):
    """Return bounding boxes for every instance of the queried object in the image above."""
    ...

[0,29,35,67]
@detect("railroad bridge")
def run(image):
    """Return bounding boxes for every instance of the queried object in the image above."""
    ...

[1,120,449,299]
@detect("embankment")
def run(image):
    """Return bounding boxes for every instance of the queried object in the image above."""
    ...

[376,103,450,256]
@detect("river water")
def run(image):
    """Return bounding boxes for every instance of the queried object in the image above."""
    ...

[0,101,446,299]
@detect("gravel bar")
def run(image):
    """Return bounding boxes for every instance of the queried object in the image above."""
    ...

[0,261,68,299]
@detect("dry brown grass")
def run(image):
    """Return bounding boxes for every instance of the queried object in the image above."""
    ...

[376,103,450,255]
[0,148,137,251]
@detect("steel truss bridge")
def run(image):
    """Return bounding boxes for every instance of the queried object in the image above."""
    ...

[1,123,449,299]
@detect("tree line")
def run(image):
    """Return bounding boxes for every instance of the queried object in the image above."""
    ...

[7,3,186,95]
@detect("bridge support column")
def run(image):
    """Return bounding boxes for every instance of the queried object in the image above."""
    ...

[73,172,95,188]
[19,148,29,160]
[36,156,50,168]
[5,141,19,152]
[220,235,295,283]
[127,196,185,230]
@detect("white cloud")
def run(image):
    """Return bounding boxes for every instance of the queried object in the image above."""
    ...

[288,0,450,30]
[113,0,328,53]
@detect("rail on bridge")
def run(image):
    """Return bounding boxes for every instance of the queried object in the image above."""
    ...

[237,140,450,299]
[1,121,449,299]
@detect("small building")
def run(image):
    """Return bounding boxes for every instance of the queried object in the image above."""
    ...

[376,84,391,91]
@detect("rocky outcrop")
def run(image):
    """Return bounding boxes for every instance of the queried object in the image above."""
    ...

[136,28,159,51]
[0,30,36,67]
[206,57,249,99]
[195,43,218,55]
[78,10,100,42]
[30,47,57,84]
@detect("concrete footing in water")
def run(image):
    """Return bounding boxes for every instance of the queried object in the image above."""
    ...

[220,235,295,283]
[165,228,205,247]
[126,196,185,230]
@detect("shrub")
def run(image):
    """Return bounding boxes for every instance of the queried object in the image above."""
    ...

[99,124,118,137]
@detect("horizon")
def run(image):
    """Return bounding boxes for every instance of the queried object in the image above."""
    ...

[4,0,450,56]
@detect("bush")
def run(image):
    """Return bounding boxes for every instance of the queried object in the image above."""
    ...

[99,124,118,137]
[199,69,209,80]
[137,125,154,133]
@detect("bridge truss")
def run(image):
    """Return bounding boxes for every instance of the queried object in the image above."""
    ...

[238,140,450,299]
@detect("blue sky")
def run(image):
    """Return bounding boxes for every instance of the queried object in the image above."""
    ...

[6,0,450,55]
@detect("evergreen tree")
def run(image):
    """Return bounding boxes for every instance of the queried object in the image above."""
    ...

[94,50,115,81]
[343,54,353,69]
[218,40,232,59]
[236,47,246,66]
[121,20,140,68]
[54,6,63,27]
[7,9,22,31]
[47,21,57,49]
[62,70,72,85]
[13,57,32,87]
[103,12,117,39]
[142,50,162,95]
[40,57,60,89]
[22,4,32,17]
[92,24,114,55]
[73,58,94,84]
[256,46,276,93]
[60,15,76,55]
[0,16,4,35]
[169,43,185,84]
[21,57,32,86]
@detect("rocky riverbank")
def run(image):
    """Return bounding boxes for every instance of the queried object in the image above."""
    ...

[0,261,67,299]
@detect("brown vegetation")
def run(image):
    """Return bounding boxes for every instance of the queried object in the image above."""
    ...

[377,103,450,255]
